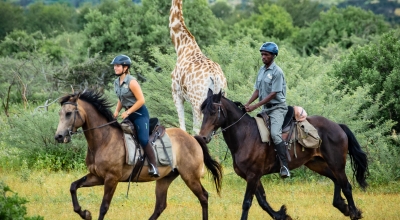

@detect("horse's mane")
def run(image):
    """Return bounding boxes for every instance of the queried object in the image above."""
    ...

[60,90,120,128]
[200,94,246,114]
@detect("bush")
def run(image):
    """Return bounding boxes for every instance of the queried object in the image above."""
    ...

[0,105,87,171]
[330,29,400,132]
[292,6,390,55]
[0,181,43,220]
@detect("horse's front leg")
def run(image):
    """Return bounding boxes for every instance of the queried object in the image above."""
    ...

[255,180,291,220]
[98,176,119,220]
[70,174,104,220]
[240,175,260,220]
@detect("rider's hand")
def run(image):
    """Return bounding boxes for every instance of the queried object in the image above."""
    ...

[113,112,119,119]
[121,111,129,119]
[245,105,257,112]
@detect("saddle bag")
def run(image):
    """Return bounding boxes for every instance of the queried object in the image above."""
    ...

[296,120,322,148]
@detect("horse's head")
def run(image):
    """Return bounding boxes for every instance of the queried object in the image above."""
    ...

[199,89,227,143]
[54,92,86,143]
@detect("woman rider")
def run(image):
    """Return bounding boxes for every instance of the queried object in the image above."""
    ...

[111,54,159,177]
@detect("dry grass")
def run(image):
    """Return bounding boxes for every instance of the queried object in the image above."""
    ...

[1,169,400,220]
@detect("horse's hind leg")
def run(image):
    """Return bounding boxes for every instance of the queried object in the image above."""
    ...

[305,158,362,219]
[255,180,291,220]
[149,172,179,220]
[181,173,209,220]
[70,174,104,220]
[334,171,362,219]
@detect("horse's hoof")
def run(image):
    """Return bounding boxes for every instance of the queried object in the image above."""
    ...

[350,209,363,220]
[84,210,92,220]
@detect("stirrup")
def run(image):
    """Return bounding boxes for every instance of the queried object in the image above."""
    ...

[148,164,160,177]
[280,166,290,178]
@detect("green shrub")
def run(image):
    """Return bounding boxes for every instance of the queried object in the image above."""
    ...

[0,181,43,220]
[330,29,400,132]
[0,105,87,171]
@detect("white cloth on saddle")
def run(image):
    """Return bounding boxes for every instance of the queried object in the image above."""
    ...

[254,117,270,143]
[294,106,307,122]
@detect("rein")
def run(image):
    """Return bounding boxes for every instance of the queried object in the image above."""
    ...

[211,102,247,136]
[62,102,117,136]
[210,102,247,163]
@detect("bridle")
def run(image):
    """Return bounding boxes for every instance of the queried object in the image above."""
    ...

[209,102,247,137]
[62,102,116,137]
[207,101,247,163]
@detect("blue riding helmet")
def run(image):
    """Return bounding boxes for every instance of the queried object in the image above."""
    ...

[259,42,279,56]
[110,55,132,66]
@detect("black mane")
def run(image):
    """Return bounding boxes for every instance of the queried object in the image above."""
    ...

[200,94,217,115]
[60,90,119,128]
[200,94,246,114]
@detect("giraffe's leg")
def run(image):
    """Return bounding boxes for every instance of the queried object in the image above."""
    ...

[172,92,186,131]
[192,106,201,135]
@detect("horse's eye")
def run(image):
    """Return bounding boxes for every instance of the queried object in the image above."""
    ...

[66,112,72,117]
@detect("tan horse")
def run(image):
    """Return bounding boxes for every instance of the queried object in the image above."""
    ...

[54,90,222,220]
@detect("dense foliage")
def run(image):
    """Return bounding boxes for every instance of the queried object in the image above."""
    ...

[0,0,399,186]
[0,182,43,220]
[331,29,400,132]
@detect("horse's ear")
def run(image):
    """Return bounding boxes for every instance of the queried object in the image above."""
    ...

[216,90,222,102]
[70,92,81,102]
[207,88,213,98]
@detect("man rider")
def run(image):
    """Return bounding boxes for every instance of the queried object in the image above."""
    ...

[244,42,290,178]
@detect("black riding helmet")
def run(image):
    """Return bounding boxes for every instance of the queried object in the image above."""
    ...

[110,55,132,67]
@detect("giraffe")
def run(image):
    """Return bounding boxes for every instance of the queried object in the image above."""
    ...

[169,0,227,134]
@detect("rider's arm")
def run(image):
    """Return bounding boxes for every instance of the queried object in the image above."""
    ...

[114,100,122,118]
[245,90,259,106]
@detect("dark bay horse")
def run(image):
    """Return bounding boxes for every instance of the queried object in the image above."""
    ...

[199,90,368,220]
[54,90,222,220]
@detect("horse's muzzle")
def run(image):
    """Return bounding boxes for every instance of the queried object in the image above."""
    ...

[54,134,71,143]
[200,135,212,144]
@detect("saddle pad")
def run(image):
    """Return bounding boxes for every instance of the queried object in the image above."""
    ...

[154,133,174,166]
[124,133,138,165]
[124,133,174,167]
[255,117,270,143]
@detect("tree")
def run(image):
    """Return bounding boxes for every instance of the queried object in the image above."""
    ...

[0,2,24,40]
[271,0,325,28]
[210,1,233,19]
[236,4,296,40]
[330,29,400,131]
[24,2,80,36]
[82,0,222,63]
[292,6,391,55]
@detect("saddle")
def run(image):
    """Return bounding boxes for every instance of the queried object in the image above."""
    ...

[121,117,172,166]
[257,106,295,133]
[256,106,321,161]
[121,118,165,137]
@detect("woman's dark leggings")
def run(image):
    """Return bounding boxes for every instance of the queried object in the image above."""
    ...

[126,105,150,147]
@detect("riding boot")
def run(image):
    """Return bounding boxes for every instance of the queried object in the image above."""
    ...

[275,141,290,178]
[143,142,160,177]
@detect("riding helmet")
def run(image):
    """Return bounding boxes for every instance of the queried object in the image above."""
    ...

[259,42,279,56]
[110,55,132,67]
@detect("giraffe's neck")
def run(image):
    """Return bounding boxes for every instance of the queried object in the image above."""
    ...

[169,0,201,59]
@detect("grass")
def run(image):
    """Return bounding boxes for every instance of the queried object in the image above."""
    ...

[1,168,400,220]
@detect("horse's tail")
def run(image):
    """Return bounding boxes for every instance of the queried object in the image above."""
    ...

[194,135,223,195]
[339,124,369,190]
